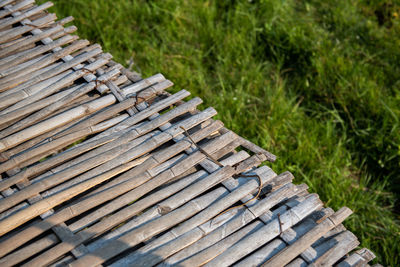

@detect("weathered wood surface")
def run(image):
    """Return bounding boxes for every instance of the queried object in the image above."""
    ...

[0,1,377,266]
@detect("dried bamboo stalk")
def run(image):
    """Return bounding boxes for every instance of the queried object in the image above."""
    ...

[0,0,34,19]
[262,207,353,266]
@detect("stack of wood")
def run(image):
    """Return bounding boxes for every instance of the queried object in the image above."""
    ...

[0,1,380,266]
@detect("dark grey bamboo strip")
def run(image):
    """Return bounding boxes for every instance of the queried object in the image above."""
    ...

[262,207,353,267]
[0,126,233,258]
[0,13,56,44]
[0,68,120,137]
[0,2,53,30]
[0,33,77,70]
[0,90,190,191]
[0,105,214,213]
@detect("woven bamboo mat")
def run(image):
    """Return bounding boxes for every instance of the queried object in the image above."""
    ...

[0,1,380,266]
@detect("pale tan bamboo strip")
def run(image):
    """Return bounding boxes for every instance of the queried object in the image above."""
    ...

[108,60,141,82]
[0,69,120,137]
[336,248,376,267]
[0,0,34,19]
[234,239,287,267]
[0,2,53,30]
[0,33,76,69]
[0,91,116,154]
[0,24,66,58]
[161,181,299,266]
[0,233,58,267]
[0,106,215,213]
[0,40,90,90]
[262,207,353,267]
[1,53,48,78]
[202,194,323,266]
[0,13,56,44]
[0,90,190,191]
[0,127,234,259]
[29,152,246,266]
[0,159,141,236]
[69,184,231,267]
[309,231,359,266]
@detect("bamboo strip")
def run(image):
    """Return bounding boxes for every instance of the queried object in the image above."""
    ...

[0,13,56,44]
[0,33,77,69]
[0,40,92,91]
[262,207,353,266]
[0,24,66,58]
[0,0,35,19]
[0,90,190,191]
[0,48,105,110]
[0,126,234,259]
[0,68,120,137]
[0,0,18,9]
[0,2,53,30]
[0,105,215,213]
[161,181,298,266]
[0,159,141,236]
[28,152,247,267]
[118,164,274,266]
[202,194,323,266]
[336,248,376,267]
[308,231,359,266]
[69,185,231,267]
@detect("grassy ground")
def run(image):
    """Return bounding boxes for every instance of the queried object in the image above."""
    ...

[42,0,399,264]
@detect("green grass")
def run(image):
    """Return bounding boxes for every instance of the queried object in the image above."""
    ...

[42,0,399,264]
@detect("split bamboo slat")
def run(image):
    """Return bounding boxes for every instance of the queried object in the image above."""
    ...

[0,1,378,266]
